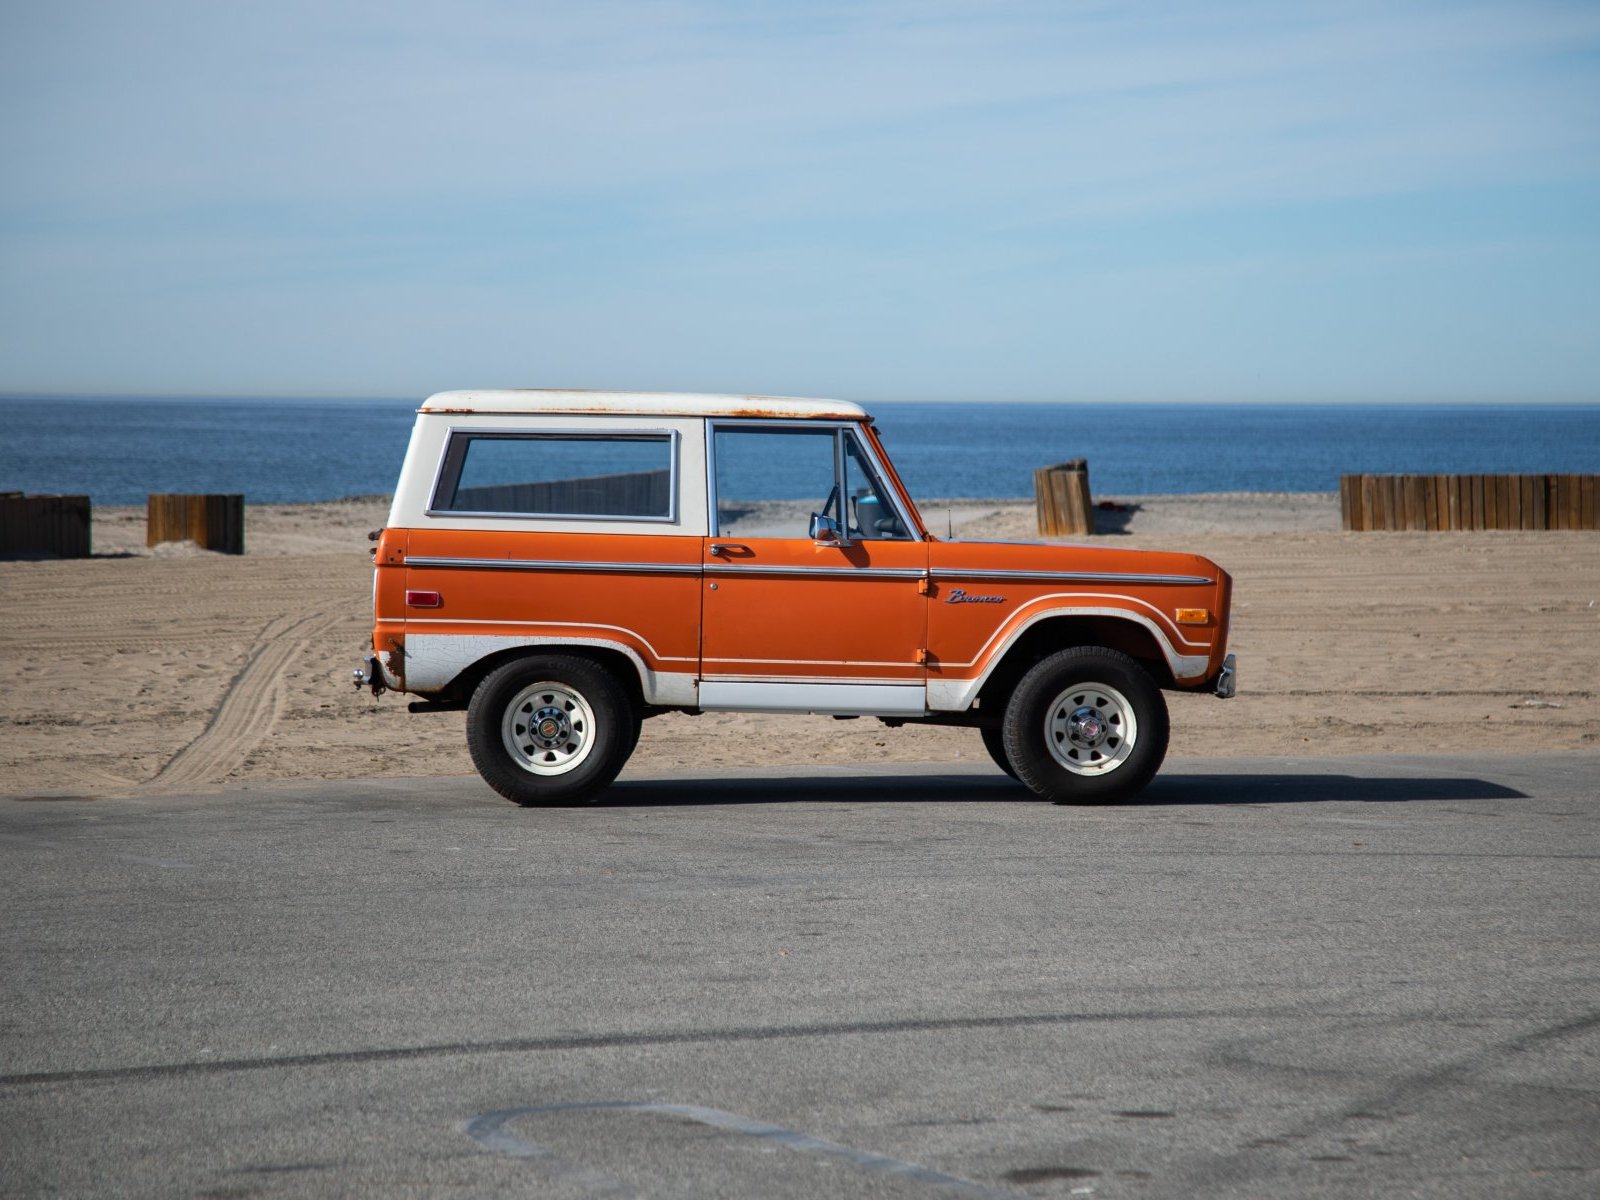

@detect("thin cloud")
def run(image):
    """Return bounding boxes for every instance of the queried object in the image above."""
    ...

[1,0,1597,398]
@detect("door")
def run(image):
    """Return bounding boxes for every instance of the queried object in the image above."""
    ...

[699,422,928,714]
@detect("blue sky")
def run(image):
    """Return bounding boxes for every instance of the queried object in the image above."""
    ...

[2,0,1597,402]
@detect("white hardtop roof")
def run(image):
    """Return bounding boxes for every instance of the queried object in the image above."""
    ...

[420,389,869,420]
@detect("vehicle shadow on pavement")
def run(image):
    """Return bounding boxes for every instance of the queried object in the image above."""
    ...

[605,772,1526,807]
[607,773,1026,806]
[1142,773,1527,805]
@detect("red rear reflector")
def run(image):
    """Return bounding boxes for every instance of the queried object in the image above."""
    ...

[406,590,442,608]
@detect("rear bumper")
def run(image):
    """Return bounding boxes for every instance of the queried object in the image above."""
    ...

[354,652,405,696]
[353,654,387,697]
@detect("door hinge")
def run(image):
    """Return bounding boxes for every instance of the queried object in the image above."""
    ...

[917,577,934,595]
[915,648,931,666]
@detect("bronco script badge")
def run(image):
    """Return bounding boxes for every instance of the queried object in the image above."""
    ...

[946,588,1007,604]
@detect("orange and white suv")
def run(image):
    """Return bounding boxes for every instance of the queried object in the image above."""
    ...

[360,390,1235,806]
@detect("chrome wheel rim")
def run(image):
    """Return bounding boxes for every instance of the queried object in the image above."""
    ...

[1045,681,1137,775]
[502,682,596,776]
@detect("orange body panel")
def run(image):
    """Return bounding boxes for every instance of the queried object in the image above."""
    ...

[926,541,1227,688]
[394,529,702,680]
[375,526,1229,699]
[700,538,927,682]
[372,528,410,687]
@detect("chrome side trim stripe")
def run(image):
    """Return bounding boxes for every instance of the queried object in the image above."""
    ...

[405,556,702,575]
[703,564,927,580]
[930,568,1214,586]
[406,557,1209,587]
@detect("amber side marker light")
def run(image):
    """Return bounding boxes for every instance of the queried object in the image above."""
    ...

[406,590,443,608]
[1175,608,1211,625]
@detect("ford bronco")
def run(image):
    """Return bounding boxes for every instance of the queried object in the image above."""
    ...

[359,390,1235,806]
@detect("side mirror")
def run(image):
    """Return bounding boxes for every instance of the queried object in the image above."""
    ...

[809,513,848,545]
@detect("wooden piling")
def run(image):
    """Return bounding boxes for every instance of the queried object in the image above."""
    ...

[1033,460,1093,536]
[147,494,245,554]
[0,493,92,558]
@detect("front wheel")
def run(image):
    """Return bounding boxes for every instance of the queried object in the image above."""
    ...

[1002,648,1169,805]
[979,726,1020,781]
[466,655,636,807]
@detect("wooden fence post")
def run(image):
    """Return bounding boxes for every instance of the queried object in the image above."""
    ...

[0,493,92,558]
[1341,474,1597,531]
[1033,460,1093,536]
[146,494,245,554]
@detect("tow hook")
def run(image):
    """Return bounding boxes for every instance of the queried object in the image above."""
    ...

[353,655,387,697]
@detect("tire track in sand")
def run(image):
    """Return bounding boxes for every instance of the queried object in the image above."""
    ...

[147,608,340,793]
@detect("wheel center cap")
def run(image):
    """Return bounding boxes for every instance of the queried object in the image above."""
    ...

[532,707,570,747]
[1068,707,1108,748]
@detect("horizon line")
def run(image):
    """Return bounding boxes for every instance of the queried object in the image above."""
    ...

[3,391,1598,408]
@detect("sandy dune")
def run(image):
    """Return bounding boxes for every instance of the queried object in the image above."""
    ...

[2,495,1595,799]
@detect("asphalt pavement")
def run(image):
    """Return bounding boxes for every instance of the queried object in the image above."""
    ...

[2,753,1597,1198]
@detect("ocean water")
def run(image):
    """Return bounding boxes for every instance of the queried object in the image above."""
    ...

[2,395,1597,505]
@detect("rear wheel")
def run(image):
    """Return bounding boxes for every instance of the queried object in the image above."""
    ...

[1002,647,1169,805]
[466,655,636,807]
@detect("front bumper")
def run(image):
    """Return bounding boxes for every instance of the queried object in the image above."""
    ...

[1214,653,1237,699]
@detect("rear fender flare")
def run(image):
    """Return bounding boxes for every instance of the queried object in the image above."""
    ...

[404,632,697,707]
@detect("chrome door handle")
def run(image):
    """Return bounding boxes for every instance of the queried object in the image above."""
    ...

[709,544,743,556]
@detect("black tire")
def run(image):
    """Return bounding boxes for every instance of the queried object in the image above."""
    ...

[1002,647,1169,805]
[466,655,636,807]
[979,726,1020,781]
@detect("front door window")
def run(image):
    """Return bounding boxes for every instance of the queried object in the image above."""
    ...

[713,426,910,540]
[713,427,838,539]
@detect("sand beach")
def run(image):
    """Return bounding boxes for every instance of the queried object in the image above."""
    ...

[2,494,1596,799]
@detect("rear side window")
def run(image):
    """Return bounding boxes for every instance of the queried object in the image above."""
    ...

[431,431,677,520]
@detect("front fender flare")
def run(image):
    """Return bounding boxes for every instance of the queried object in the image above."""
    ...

[927,604,1211,712]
